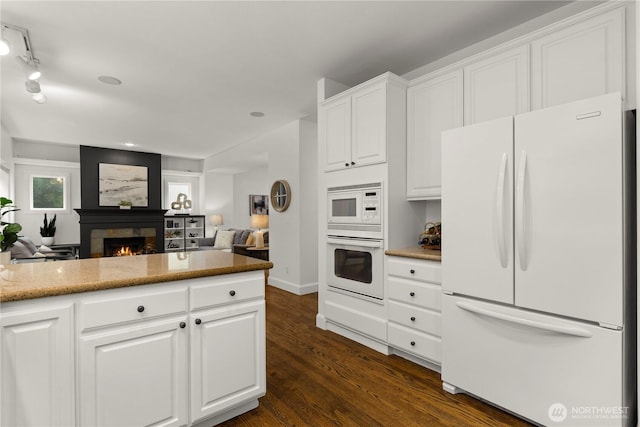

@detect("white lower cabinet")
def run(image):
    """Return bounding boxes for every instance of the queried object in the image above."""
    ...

[386,257,442,365]
[0,303,75,427]
[80,317,188,427]
[190,300,266,421]
[1,271,266,427]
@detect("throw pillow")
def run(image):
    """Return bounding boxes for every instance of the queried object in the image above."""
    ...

[10,241,34,258]
[213,230,235,249]
[18,237,38,254]
[246,233,255,246]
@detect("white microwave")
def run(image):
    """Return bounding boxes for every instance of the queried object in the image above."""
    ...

[327,183,382,238]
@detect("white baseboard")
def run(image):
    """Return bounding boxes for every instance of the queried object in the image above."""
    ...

[325,321,391,355]
[268,277,317,295]
[316,313,327,329]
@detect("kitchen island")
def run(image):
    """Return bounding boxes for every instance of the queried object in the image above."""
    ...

[1,250,272,427]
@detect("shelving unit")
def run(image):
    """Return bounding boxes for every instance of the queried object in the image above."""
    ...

[164,215,205,252]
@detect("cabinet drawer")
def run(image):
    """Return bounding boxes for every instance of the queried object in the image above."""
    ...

[79,287,188,331]
[388,300,441,337]
[190,272,264,310]
[387,257,441,283]
[387,277,441,311]
[388,322,441,364]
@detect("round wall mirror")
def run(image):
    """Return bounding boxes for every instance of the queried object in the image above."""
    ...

[270,180,291,212]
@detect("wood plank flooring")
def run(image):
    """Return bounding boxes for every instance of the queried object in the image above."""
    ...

[219,286,532,427]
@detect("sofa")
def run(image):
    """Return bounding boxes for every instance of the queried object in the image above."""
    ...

[198,228,269,258]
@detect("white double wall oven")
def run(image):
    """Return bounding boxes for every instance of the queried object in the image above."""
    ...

[326,183,384,302]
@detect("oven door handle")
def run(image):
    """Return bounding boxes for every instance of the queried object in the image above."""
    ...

[327,238,383,249]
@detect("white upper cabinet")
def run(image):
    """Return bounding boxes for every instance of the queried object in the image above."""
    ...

[531,8,624,109]
[320,73,406,172]
[406,70,463,200]
[464,45,530,125]
[322,97,352,171]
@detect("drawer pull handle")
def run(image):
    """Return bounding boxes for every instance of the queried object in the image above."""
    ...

[137,305,145,313]
[410,316,416,322]
[229,290,236,296]
[410,292,415,297]
[179,322,186,329]
[195,318,202,325]
[345,163,349,167]
[410,269,415,274]
[410,341,416,346]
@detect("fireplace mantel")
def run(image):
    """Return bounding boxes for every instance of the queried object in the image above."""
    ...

[75,209,168,258]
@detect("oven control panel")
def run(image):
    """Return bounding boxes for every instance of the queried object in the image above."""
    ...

[362,190,381,223]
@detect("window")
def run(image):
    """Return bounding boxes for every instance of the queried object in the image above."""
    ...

[166,182,192,211]
[30,174,68,211]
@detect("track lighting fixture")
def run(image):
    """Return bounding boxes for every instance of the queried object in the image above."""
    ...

[1,22,46,103]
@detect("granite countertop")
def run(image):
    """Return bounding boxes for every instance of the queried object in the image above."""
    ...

[385,246,442,262]
[0,250,273,303]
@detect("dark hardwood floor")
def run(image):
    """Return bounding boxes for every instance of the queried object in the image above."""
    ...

[219,286,532,427]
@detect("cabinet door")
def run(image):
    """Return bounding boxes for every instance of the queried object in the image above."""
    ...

[464,45,530,125]
[190,300,266,423]
[531,8,624,110]
[79,317,187,427]
[321,96,352,172]
[441,116,514,304]
[351,82,387,168]
[407,70,463,200]
[1,304,74,427]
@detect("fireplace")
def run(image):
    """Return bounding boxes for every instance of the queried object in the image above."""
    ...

[103,237,154,257]
[75,209,167,258]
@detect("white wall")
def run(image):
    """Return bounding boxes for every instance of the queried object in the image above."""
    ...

[204,172,234,237]
[12,160,81,245]
[0,123,12,198]
[203,118,318,294]
[233,167,269,229]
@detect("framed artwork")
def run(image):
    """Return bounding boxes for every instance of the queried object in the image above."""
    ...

[99,163,149,207]
[249,194,268,215]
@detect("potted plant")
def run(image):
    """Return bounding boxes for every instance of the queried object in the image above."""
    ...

[119,200,132,209]
[40,213,57,246]
[0,197,21,265]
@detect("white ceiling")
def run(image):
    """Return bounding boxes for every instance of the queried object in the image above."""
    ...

[1,1,572,161]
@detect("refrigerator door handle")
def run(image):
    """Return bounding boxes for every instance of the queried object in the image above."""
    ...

[496,153,508,268]
[456,301,593,338]
[516,150,528,271]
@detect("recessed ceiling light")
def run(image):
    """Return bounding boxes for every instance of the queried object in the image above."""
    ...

[250,111,265,117]
[98,75,122,85]
[122,141,136,147]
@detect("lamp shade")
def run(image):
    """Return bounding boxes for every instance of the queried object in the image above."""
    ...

[209,214,223,226]
[250,214,269,229]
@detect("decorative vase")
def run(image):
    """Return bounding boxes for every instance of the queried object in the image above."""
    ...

[0,251,10,266]
[41,236,55,246]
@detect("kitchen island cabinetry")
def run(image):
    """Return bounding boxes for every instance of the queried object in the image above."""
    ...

[0,251,271,427]
[406,70,462,200]
[0,303,74,427]
[320,72,407,172]
[386,255,442,368]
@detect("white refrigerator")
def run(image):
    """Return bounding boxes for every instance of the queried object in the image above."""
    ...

[441,93,635,427]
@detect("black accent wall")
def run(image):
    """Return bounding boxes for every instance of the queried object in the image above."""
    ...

[79,145,162,209]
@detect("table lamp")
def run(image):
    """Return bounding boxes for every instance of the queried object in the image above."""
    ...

[250,214,269,249]
[209,214,223,230]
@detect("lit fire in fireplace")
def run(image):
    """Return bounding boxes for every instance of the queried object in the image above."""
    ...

[114,246,137,256]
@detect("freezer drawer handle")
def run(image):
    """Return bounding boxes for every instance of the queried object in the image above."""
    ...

[456,301,592,338]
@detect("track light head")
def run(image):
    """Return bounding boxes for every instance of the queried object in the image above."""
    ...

[32,92,46,104]
[25,79,41,94]
[0,39,9,56]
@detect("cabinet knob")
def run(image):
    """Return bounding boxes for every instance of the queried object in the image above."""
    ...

[350,161,355,166]
[410,341,416,346]
[195,318,202,325]
[410,269,415,274]
[345,163,349,167]
[179,322,186,329]
[137,305,145,313]
[410,316,416,322]
[229,290,236,296]
[410,292,415,297]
